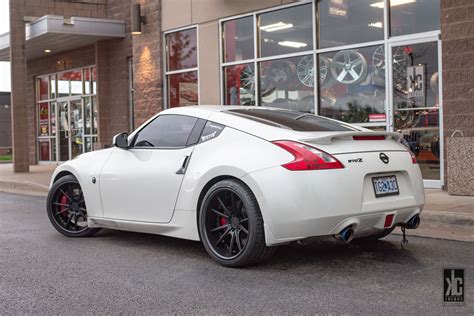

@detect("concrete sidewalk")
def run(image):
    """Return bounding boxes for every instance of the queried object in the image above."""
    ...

[0,163,472,242]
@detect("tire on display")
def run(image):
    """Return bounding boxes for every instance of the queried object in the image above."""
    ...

[46,174,100,237]
[199,179,276,267]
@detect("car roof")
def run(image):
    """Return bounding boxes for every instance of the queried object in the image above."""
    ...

[146,106,362,142]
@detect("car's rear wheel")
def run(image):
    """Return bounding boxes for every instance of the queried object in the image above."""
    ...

[199,179,275,267]
[46,175,100,237]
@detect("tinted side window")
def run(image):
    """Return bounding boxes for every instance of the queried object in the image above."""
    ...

[133,115,198,148]
[227,109,356,132]
[199,121,225,143]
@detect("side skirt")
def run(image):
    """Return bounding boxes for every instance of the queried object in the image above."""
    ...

[88,209,200,241]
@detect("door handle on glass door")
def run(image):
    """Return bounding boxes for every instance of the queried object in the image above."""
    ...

[176,154,191,175]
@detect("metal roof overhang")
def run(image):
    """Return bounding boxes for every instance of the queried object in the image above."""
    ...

[0,15,125,61]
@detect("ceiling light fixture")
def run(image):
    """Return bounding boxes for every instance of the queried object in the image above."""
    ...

[371,0,416,9]
[44,49,51,53]
[261,22,293,32]
[277,41,307,48]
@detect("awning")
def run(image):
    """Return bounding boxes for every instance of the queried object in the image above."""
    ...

[0,15,125,61]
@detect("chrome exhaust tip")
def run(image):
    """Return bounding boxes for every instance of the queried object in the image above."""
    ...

[335,226,355,243]
[400,215,420,230]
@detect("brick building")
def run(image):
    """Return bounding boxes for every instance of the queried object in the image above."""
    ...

[0,92,11,150]
[0,0,472,195]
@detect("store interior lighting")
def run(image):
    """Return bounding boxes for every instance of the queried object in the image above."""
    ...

[371,0,416,9]
[261,22,293,32]
[277,41,307,48]
[368,22,383,28]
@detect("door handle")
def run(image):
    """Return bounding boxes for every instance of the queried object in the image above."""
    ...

[176,154,191,175]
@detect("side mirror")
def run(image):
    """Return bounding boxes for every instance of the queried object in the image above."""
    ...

[113,132,129,149]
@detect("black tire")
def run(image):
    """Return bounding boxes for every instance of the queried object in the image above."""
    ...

[47,175,101,237]
[355,227,395,242]
[199,179,276,267]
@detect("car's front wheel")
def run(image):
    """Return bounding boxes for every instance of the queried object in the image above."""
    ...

[199,179,275,267]
[46,175,100,237]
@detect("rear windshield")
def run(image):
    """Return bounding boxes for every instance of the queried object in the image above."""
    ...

[226,108,356,132]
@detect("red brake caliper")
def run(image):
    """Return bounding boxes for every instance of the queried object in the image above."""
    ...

[219,217,228,226]
[59,195,69,218]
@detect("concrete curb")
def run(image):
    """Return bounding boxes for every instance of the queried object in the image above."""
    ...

[0,179,48,197]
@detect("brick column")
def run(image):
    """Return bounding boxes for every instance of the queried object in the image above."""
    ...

[9,0,29,172]
[95,41,111,148]
[132,0,163,127]
[440,0,474,195]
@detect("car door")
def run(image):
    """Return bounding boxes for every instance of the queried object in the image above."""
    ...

[99,114,205,223]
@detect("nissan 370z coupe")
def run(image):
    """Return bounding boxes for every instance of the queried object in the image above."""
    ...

[47,106,424,267]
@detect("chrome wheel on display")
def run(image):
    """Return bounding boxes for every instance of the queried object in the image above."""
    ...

[319,56,336,89]
[261,60,296,93]
[330,50,368,85]
[297,56,315,87]
[372,45,408,87]
[430,72,439,94]
[240,65,255,95]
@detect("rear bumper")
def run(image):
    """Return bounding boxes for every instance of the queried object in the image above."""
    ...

[241,162,425,246]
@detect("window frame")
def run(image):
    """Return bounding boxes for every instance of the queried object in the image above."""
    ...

[219,1,316,108]
[130,114,202,150]
[163,25,200,109]
[218,0,441,128]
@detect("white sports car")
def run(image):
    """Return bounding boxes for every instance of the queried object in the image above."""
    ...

[47,106,424,267]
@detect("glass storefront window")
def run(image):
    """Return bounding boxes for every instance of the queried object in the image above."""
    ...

[318,0,384,49]
[390,0,440,37]
[84,96,97,135]
[38,76,49,101]
[38,102,50,136]
[84,68,91,95]
[38,139,51,161]
[36,67,98,162]
[167,71,199,107]
[224,63,255,105]
[319,46,386,123]
[259,55,315,113]
[258,4,313,57]
[223,16,254,63]
[50,75,56,99]
[165,28,199,108]
[166,28,198,72]
[57,70,82,97]
[392,42,440,180]
[92,67,97,95]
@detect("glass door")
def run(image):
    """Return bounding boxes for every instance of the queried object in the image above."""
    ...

[388,39,442,188]
[58,101,70,161]
[69,99,84,159]
[57,98,84,161]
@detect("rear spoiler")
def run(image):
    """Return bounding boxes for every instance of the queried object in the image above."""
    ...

[300,131,403,145]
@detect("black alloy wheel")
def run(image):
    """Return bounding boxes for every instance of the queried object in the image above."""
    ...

[199,179,275,267]
[46,175,100,237]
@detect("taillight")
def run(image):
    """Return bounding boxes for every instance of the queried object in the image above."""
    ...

[409,150,417,164]
[353,135,386,141]
[272,140,344,171]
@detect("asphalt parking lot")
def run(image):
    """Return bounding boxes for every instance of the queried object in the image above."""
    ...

[0,192,472,314]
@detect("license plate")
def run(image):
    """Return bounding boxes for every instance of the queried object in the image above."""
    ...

[372,175,399,197]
